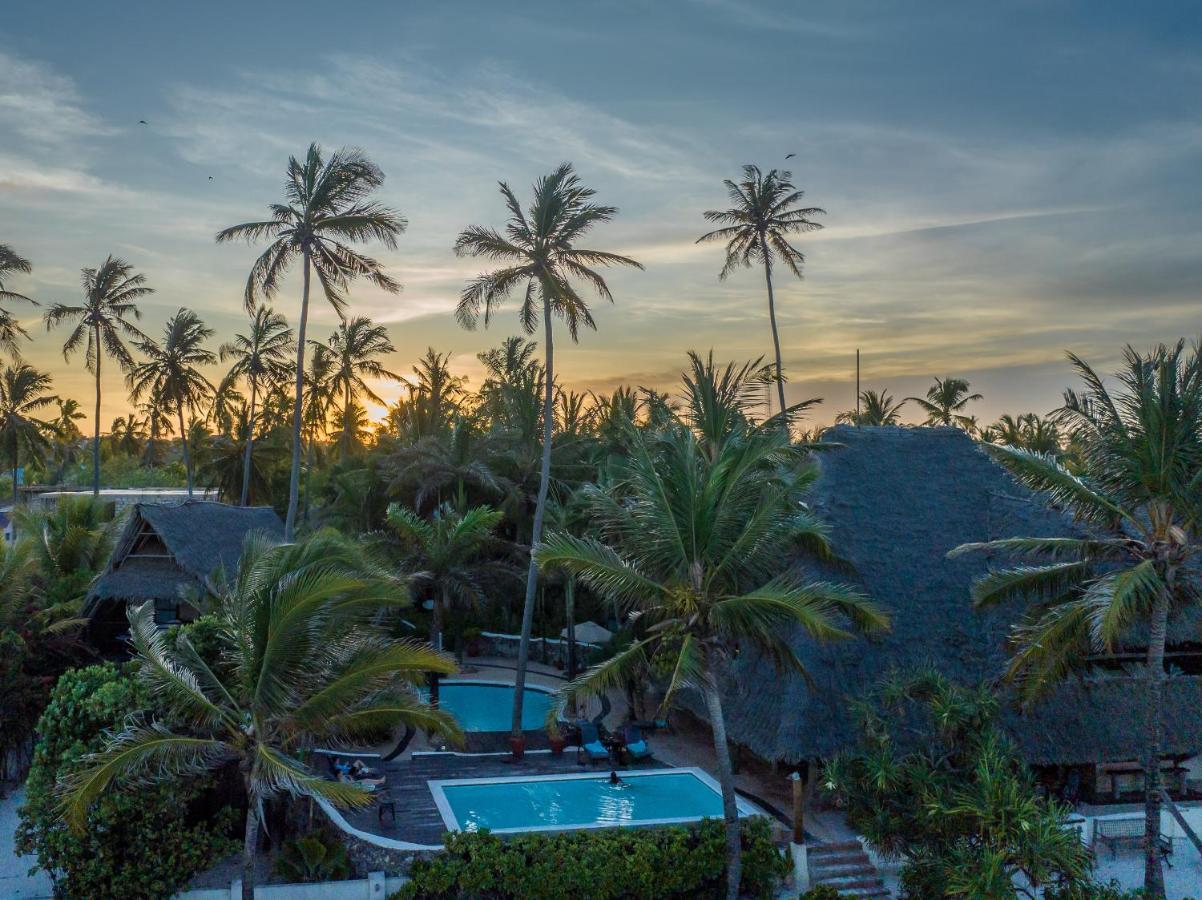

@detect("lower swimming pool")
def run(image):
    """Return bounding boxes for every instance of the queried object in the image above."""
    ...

[425,680,554,732]
[428,768,757,834]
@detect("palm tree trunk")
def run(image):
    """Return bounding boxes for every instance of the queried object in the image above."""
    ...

[565,575,577,682]
[303,431,314,524]
[178,406,193,497]
[284,249,311,541]
[239,377,257,506]
[511,292,554,740]
[92,323,101,496]
[1142,586,1171,898]
[241,798,258,900]
[758,234,789,439]
[702,661,742,900]
[429,585,445,708]
[341,380,351,462]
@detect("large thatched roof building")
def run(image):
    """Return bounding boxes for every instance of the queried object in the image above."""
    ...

[716,426,1202,781]
[83,500,283,648]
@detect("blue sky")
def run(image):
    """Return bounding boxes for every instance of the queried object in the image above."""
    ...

[3,1,1201,427]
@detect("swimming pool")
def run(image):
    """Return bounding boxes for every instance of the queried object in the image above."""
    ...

[426,680,554,733]
[428,768,757,834]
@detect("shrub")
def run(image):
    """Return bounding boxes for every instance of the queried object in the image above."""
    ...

[391,817,787,900]
[800,887,843,900]
[15,663,237,900]
[274,832,353,883]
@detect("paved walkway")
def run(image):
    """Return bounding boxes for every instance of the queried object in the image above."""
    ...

[0,787,53,900]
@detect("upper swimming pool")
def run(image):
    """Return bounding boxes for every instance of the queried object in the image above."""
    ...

[428,768,757,834]
[427,680,554,733]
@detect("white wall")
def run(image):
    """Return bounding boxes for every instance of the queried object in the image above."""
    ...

[176,871,407,900]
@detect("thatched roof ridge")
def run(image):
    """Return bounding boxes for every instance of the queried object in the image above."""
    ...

[84,500,283,614]
[715,425,1202,765]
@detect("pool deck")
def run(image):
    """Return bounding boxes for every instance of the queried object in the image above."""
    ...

[344,750,643,846]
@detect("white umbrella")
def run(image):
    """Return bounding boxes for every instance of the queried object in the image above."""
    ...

[560,620,612,645]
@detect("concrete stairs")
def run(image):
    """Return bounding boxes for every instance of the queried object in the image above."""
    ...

[806,840,890,898]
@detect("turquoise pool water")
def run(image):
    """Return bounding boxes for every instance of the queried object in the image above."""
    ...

[433,771,738,833]
[427,681,553,732]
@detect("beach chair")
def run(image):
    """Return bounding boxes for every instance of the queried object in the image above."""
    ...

[623,724,652,763]
[577,722,610,765]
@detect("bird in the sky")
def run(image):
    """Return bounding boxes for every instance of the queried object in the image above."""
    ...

[208,176,214,181]
[138,120,148,125]
[785,153,795,159]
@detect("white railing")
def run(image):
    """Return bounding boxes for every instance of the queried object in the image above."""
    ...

[176,871,407,899]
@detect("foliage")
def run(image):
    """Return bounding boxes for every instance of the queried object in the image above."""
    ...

[822,669,1094,899]
[59,530,461,898]
[836,389,908,427]
[798,887,843,900]
[907,376,982,429]
[273,831,352,883]
[15,663,237,900]
[392,818,787,900]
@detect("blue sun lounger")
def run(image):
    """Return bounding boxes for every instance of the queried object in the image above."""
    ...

[577,722,610,764]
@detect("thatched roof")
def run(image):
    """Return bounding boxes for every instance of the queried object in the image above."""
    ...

[716,425,1202,765]
[84,501,283,615]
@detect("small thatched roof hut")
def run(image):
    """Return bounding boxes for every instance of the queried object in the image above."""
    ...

[83,500,283,647]
[716,425,1202,769]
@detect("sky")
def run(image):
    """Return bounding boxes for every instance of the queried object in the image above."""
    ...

[2,0,1201,430]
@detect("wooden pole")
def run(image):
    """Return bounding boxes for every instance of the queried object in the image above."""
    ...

[855,349,861,424]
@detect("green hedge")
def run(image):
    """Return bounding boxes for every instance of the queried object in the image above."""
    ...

[15,663,237,900]
[392,817,787,900]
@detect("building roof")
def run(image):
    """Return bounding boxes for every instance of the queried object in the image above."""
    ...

[84,500,284,614]
[715,425,1202,765]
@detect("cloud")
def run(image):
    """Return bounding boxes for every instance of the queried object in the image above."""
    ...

[0,51,117,145]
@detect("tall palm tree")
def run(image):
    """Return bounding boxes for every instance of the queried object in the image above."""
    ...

[950,342,1202,898]
[697,166,824,436]
[48,398,86,480]
[454,163,643,745]
[107,415,145,458]
[324,316,398,460]
[216,144,406,540]
[385,502,505,704]
[220,305,294,505]
[301,343,337,523]
[127,309,216,497]
[0,364,56,510]
[0,244,37,359]
[907,376,982,428]
[835,389,908,426]
[43,256,151,495]
[537,423,887,899]
[61,530,461,900]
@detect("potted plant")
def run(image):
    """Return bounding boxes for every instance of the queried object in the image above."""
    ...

[509,733,527,760]
[547,721,566,756]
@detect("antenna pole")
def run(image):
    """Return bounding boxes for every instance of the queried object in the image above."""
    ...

[855,349,861,425]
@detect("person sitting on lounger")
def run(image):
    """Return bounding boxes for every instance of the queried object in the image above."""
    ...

[338,759,385,788]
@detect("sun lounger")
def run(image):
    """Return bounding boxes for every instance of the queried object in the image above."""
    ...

[577,722,611,764]
[623,724,652,762]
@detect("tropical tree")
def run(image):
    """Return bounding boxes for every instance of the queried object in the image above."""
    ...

[216,143,406,540]
[0,364,55,509]
[385,502,505,703]
[908,376,982,428]
[983,412,1063,455]
[127,309,216,496]
[48,398,86,479]
[0,244,37,358]
[220,305,294,505]
[61,530,461,900]
[454,163,642,744]
[836,389,909,426]
[949,342,1202,898]
[43,256,150,495]
[107,415,145,458]
[537,423,887,899]
[697,166,824,435]
[325,316,398,460]
[301,343,337,523]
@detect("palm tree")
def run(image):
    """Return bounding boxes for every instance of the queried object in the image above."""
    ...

[697,166,824,435]
[127,309,216,496]
[325,316,398,460]
[220,306,294,505]
[835,389,908,426]
[454,163,642,745]
[216,144,406,540]
[385,502,505,704]
[301,343,337,523]
[107,415,145,458]
[43,256,151,495]
[0,244,37,359]
[61,530,461,900]
[0,364,56,510]
[48,398,86,480]
[537,423,887,899]
[983,412,1063,455]
[950,342,1202,898]
[907,376,982,428]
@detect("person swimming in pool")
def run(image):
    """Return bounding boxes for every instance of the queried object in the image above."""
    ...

[609,770,622,786]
